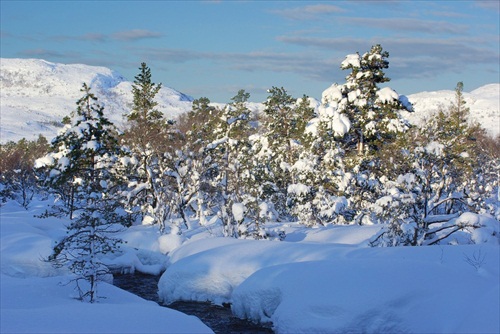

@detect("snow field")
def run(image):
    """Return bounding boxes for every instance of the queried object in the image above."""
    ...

[1,197,499,333]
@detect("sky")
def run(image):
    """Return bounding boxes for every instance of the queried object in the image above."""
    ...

[1,0,499,102]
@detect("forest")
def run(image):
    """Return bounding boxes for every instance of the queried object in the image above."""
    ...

[1,45,498,302]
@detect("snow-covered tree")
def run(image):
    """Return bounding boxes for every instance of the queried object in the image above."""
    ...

[36,84,128,220]
[304,45,412,225]
[371,82,496,246]
[259,87,315,217]
[37,83,127,302]
[1,136,48,208]
[121,63,175,228]
[201,90,268,238]
[325,44,411,156]
[182,97,224,220]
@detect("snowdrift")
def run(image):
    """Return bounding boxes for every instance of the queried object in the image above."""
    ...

[1,195,499,333]
[158,235,499,333]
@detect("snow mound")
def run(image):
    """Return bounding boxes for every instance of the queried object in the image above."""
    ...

[232,255,499,333]
[1,274,212,333]
[158,233,499,333]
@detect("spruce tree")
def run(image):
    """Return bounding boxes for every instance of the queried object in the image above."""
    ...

[37,83,127,302]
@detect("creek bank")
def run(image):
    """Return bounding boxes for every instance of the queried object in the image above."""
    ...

[113,272,273,334]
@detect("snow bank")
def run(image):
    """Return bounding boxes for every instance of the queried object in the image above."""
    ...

[0,199,212,333]
[232,253,499,333]
[159,233,499,333]
[1,274,211,334]
[0,200,68,277]
[158,233,378,305]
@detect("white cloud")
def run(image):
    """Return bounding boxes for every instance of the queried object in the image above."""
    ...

[271,4,345,20]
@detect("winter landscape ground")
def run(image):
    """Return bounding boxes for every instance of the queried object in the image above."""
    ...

[1,58,499,333]
[2,196,499,333]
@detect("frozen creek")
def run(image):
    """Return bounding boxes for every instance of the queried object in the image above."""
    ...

[113,273,274,334]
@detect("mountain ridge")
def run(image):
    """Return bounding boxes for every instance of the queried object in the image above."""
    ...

[1,58,498,143]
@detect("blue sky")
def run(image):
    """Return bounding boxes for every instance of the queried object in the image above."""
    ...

[1,1,499,102]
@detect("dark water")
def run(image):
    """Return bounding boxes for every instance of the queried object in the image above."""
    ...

[113,272,274,334]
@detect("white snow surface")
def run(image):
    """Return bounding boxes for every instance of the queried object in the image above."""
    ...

[1,274,210,334]
[157,220,499,333]
[1,195,499,333]
[158,234,499,333]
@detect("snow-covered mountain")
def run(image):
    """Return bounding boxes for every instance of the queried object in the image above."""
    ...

[403,83,499,138]
[1,58,498,143]
[0,58,193,143]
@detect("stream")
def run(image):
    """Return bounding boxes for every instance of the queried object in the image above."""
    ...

[113,272,274,334]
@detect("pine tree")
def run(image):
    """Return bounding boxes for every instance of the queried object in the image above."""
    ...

[330,44,411,156]
[183,96,224,220]
[37,83,127,302]
[200,90,262,237]
[127,62,163,123]
[311,45,412,225]
[260,87,315,217]
[122,63,175,228]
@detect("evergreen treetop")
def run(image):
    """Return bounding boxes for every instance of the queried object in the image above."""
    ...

[128,62,163,123]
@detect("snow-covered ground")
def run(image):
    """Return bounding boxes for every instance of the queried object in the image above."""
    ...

[0,199,212,334]
[1,58,499,143]
[2,197,498,333]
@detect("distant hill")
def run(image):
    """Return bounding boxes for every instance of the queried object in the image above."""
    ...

[0,58,193,143]
[403,83,499,138]
[0,58,498,143]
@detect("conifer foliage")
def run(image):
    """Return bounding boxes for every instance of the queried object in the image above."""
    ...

[325,44,411,155]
